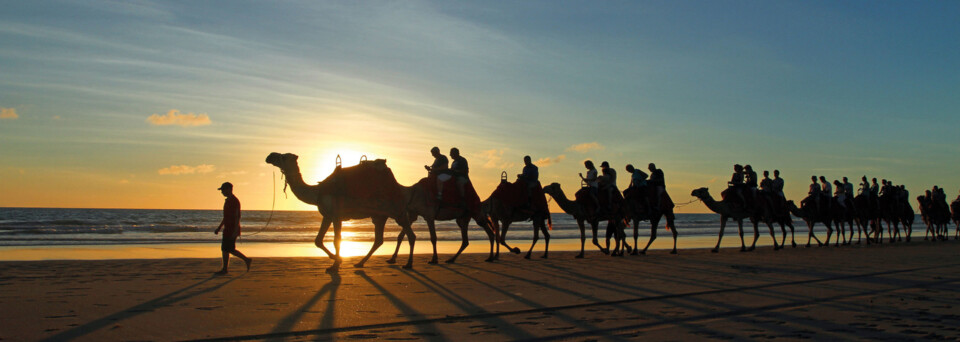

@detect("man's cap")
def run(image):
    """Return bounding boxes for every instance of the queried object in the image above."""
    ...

[218,182,233,190]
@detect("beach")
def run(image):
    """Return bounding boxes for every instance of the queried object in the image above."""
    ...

[2,240,959,341]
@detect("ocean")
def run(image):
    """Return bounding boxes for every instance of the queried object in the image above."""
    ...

[0,207,919,248]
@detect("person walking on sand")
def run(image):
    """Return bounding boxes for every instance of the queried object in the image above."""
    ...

[215,182,251,275]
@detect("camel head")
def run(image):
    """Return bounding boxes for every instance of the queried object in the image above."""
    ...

[542,182,562,195]
[690,187,710,200]
[265,152,301,174]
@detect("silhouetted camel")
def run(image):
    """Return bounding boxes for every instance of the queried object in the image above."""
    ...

[542,183,615,258]
[622,186,678,254]
[387,177,497,264]
[480,176,551,260]
[266,153,416,271]
[785,200,826,248]
[690,187,779,252]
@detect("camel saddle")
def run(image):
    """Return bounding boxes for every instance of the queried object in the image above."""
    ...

[492,179,549,214]
[418,175,481,213]
[317,159,405,212]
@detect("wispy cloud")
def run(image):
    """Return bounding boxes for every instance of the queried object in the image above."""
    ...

[147,109,211,127]
[158,164,215,175]
[535,154,566,167]
[566,142,604,153]
[477,149,515,170]
[0,107,18,119]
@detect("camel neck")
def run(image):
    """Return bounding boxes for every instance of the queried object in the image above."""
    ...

[547,187,579,215]
[282,168,319,206]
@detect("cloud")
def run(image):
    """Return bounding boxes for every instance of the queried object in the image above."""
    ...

[535,154,566,167]
[158,164,216,175]
[566,142,604,153]
[476,149,515,170]
[0,107,18,119]
[147,109,211,126]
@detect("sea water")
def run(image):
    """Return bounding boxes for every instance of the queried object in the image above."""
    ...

[0,207,916,248]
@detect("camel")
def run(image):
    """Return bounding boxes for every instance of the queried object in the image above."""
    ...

[952,199,960,240]
[690,187,780,253]
[622,186,679,255]
[785,200,825,247]
[387,177,497,264]
[853,194,880,244]
[265,152,417,271]
[827,197,857,246]
[542,183,612,258]
[877,192,904,243]
[768,197,798,248]
[481,175,551,260]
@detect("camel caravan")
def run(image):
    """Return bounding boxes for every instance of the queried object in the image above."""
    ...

[265,151,960,271]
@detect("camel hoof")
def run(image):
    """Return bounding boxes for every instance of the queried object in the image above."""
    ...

[601,249,610,255]
[353,263,365,268]
[541,254,548,259]
[445,259,456,264]
[402,264,413,270]
[575,254,584,259]
[711,249,719,253]
[670,250,678,255]
[325,265,339,274]
[511,248,521,254]
[792,243,798,248]
[524,254,531,260]
[485,258,495,263]
[630,251,640,256]
[428,259,438,265]
[386,258,396,264]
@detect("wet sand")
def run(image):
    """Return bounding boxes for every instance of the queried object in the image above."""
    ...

[2,240,959,341]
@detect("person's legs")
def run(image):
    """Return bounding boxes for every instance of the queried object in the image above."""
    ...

[230,250,252,271]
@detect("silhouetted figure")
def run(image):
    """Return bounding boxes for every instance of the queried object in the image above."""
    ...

[580,160,601,213]
[772,170,785,199]
[728,164,746,206]
[450,147,469,197]
[599,161,618,205]
[425,147,450,199]
[842,177,854,202]
[809,175,822,213]
[214,182,251,275]
[648,163,665,208]
[520,155,539,202]
[760,170,774,194]
[833,180,846,208]
[859,176,871,200]
[744,165,758,208]
[625,164,648,190]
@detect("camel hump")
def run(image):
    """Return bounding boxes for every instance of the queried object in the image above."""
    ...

[321,159,403,207]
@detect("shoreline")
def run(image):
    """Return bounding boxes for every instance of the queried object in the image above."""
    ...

[0,234,779,261]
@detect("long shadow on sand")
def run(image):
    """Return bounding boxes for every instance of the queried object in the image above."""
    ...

[41,275,239,342]
[268,273,340,335]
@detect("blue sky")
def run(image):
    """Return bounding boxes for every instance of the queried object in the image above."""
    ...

[1,1,958,211]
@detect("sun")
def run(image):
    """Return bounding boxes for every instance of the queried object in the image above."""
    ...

[307,148,376,183]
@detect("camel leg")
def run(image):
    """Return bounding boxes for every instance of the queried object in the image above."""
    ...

[668,216,678,254]
[476,216,496,262]
[642,221,657,255]
[738,220,747,252]
[498,222,521,254]
[632,220,642,256]
[619,221,631,255]
[541,221,550,259]
[712,218,727,253]
[427,220,439,264]
[592,221,607,254]
[446,218,470,264]
[525,222,539,260]
[400,218,416,269]
[787,222,797,248]
[355,217,386,269]
[805,221,813,247]
[763,221,778,250]
[315,217,342,272]
[604,221,614,255]
[825,223,834,247]
[778,223,786,248]
[577,219,586,258]
[387,230,405,264]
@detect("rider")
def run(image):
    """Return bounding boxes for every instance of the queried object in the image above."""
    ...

[842,177,854,204]
[579,160,601,211]
[819,176,832,210]
[729,164,746,206]
[744,165,758,208]
[519,156,539,202]
[759,170,774,194]
[424,147,450,200]
[599,161,618,205]
[648,163,665,208]
[772,170,785,200]
[859,176,871,201]
[833,180,846,208]
[809,175,822,212]
[449,147,469,197]
[625,164,649,207]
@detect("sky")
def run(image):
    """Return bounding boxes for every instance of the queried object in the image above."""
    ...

[1,0,959,213]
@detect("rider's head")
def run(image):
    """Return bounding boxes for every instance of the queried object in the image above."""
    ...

[812,175,817,182]
[584,160,594,169]
[744,164,752,171]
[600,161,609,169]
[734,164,743,172]
[843,176,848,183]
[763,170,769,177]
[648,163,656,172]
[450,147,459,157]
[430,146,440,156]
[625,164,635,172]
[523,155,532,165]
[774,169,780,177]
